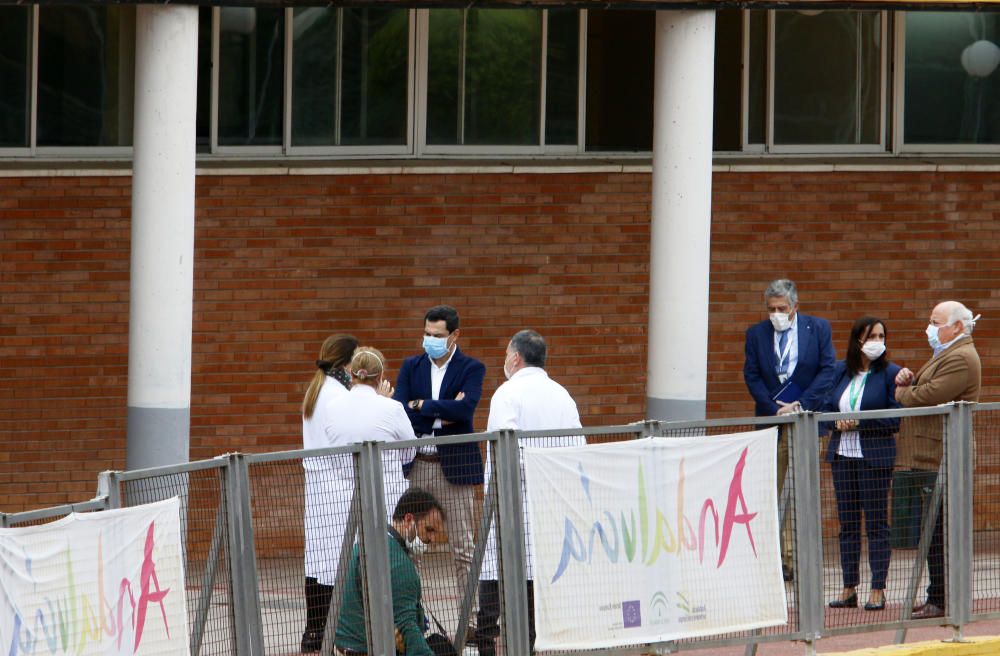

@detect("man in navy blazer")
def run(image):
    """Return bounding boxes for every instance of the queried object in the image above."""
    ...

[743,279,836,579]
[394,304,486,634]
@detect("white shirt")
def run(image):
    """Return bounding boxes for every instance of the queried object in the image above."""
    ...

[773,313,799,382]
[483,367,583,580]
[302,376,350,470]
[487,367,581,433]
[420,348,456,454]
[836,371,868,459]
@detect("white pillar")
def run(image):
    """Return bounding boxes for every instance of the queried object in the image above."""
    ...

[127,5,199,470]
[646,10,715,421]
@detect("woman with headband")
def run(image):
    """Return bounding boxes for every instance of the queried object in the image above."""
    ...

[301,334,359,652]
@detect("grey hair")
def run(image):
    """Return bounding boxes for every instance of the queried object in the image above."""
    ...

[946,302,979,335]
[510,329,547,367]
[764,279,798,306]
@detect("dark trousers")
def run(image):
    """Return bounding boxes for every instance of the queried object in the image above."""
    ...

[830,456,892,589]
[304,576,334,637]
[920,470,946,608]
[476,579,535,655]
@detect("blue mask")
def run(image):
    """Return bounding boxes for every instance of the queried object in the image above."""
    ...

[423,335,450,359]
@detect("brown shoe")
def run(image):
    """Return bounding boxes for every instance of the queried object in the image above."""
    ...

[911,603,945,620]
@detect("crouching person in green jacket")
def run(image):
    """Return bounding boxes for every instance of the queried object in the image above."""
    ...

[335,487,447,656]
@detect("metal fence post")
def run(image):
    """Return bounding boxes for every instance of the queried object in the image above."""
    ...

[496,428,531,655]
[947,402,974,630]
[357,441,395,656]
[222,453,265,656]
[792,412,823,647]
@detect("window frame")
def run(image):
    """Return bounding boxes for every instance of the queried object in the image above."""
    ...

[765,9,889,155]
[895,11,1000,154]
[280,7,417,157]
[5,7,1000,159]
[415,7,584,156]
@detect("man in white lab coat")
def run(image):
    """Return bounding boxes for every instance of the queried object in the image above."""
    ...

[476,329,582,656]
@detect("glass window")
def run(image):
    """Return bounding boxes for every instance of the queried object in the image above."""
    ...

[773,11,882,146]
[545,9,579,146]
[218,8,284,146]
[427,8,543,146]
[714,9,743,151]
[585,10,653,152]
[747,11,768,145]
[196,7,212,152]
[37,6,135,147]
[292,8,409,147]
[0,8,30,148]
[905,12,1000,145]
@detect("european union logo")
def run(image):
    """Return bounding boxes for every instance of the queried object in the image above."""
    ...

[623,600,641,628]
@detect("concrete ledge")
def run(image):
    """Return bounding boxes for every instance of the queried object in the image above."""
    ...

[826,636,1000,656]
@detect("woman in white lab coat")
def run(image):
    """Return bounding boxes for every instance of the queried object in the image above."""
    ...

[301,334,358,652]
[319,347,416,545]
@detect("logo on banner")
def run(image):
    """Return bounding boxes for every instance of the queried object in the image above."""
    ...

[675,591,707,623]
[622,601,641,628]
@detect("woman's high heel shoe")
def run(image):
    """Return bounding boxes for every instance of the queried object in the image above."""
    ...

[864,592,886,611]
[828,592,858,608]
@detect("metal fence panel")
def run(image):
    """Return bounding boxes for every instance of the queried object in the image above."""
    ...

[972,402,1000,619]
[114,461,239,656]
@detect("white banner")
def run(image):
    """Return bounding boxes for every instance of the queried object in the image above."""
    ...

[524,429,786,650]
[1,497,189,656]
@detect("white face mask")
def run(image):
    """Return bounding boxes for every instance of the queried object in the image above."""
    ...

[405,524,428,556]
[861,341,886,361]
[502,351,516,380]
[770,312,792,332]
[926,324,942,351]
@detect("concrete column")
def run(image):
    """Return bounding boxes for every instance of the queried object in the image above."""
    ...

[127,5,199,470]
[646,10,715,421]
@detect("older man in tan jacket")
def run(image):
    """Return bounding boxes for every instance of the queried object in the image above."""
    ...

[894,300,981,620]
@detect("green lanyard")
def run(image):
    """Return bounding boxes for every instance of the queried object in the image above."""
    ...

[848,371,870,411]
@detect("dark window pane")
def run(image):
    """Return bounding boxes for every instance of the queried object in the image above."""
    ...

[905,12,1000,145]
[427,9,542,146]
[426,9,462,144]
[37,7,135,147]
[0,8,30,148]
[747,10,767,145]
[713,9,742,151]
[774,11,882,145]
[218,8,284,146]
[197,6,212,152]
[466,10,540,145]
[292,8,338,146]
[545,9,579,146]
[340,8,408,145]
[585,9,653,152]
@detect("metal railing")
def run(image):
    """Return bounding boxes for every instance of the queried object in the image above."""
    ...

[4,401,997,655]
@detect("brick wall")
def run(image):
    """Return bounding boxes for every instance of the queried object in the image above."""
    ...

[1,169,997,522]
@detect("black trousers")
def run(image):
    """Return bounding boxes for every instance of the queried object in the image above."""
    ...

[476,579,535,654]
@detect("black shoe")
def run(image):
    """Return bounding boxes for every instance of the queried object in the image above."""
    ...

[301,630,323,653]
[864,599,886,611]
[912,603,945,620]
[828,592,858,609]
[782,564,794,582]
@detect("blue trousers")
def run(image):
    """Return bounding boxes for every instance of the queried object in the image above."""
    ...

[831,456,892,590]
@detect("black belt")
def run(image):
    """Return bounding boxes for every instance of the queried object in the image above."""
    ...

[336,647,366,656]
